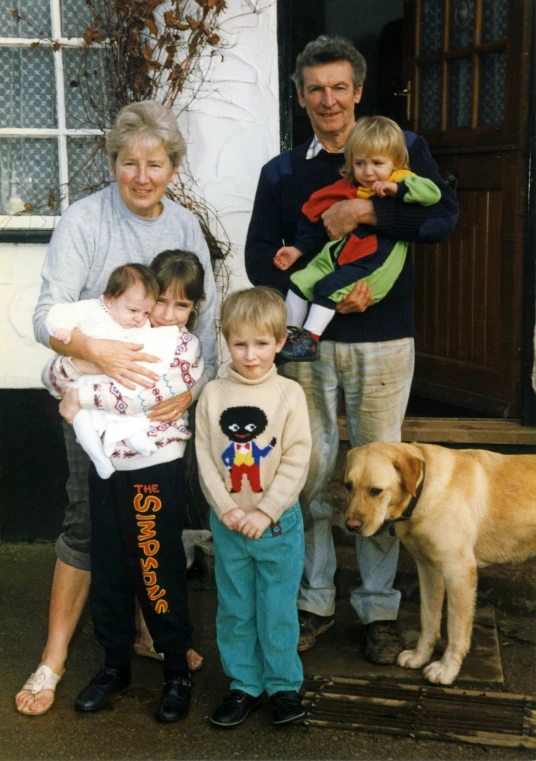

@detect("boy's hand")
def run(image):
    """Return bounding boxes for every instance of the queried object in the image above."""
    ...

[237,509,272,540]
[221,507,247,531]
[274,246,303,271]
[371,180,398,198]
[54,328,72,345]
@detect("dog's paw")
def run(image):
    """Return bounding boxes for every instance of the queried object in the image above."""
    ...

[423,657,461,685]
[397,649,430,670]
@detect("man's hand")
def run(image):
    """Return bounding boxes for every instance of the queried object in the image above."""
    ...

[58,388,82,425]
[371,180,397,198]
[237,509,272,540]
[54,328,72,345]
[335,280,374,314]
[321,198,377,239]
[221,507,248,531]
[274,246,303,271]
[87,338,160,390]
[147,390,193,424]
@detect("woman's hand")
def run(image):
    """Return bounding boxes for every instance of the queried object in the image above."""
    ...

[87,337,161,390]
[58,388,82,425]
[147,389,193,424]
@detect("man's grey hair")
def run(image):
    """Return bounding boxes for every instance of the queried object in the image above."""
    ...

[292,35,367,93]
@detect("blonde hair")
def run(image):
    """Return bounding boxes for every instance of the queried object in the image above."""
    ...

[106,101,186,169]
[341,116,409,180]
[221,287,287,342]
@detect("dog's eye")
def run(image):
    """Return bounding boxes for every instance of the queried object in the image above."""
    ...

[369,487,383,497]
[344,482,352,492]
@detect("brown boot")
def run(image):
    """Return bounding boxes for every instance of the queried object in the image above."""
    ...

[297,611,334,652]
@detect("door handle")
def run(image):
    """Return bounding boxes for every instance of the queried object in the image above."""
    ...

[394,81,411,122]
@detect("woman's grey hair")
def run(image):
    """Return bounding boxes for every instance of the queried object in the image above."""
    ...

[292,35,367,93]
[106,101,186,168]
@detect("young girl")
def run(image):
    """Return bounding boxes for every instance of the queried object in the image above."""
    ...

[43,250,207,723]
[273,116,441,362]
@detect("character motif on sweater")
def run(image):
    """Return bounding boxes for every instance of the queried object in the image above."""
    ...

[219,406,276,494]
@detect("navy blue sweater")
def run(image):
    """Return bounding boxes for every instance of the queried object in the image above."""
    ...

[245,133,459,344]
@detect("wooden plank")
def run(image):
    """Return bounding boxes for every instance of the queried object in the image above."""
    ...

[337,416,536,445]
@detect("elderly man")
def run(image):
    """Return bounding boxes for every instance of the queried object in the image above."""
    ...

[245,36,458,664]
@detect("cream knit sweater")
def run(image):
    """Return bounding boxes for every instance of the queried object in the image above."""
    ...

[195,364,312,523]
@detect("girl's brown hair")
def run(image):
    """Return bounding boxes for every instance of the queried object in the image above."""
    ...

[150,250,205,328]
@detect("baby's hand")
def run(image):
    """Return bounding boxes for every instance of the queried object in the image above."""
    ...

[54,328,72,345]
[221,507,247,531]
[274,246,303,271]
[371,181,398,198]
[237,509,272,540]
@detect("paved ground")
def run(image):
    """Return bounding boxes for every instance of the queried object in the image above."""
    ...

[2,542,536,761]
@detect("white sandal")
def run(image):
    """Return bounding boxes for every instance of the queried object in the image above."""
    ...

[17,665,64,716]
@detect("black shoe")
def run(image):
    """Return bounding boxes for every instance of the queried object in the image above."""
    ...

[297,610,335,652]
[271,690,305,725]
[363,620,404,665]
[155,676,191,722]
[210,689,262,728]
[279,327,318,363]
[75,665,130,712]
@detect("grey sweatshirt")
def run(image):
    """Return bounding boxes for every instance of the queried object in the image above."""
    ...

[33,183,217,396]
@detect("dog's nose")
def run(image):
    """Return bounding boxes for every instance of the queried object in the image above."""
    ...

[345,518,363,533]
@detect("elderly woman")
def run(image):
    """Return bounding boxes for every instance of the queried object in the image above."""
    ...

[16,101,217,716]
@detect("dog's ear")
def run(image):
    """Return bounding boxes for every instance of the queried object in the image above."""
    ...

[393,453,423,498]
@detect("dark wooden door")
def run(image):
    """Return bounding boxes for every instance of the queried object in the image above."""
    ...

[405,0,532,417]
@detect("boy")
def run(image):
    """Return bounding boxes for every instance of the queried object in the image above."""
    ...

[274,116,441,362]
[195,287,312,727]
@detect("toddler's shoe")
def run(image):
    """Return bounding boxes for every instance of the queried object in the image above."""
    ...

[279,327,318,363]
[155,675,191,722]
[74,665,130,712]
[270,690,305,725]
[210,689,262,728]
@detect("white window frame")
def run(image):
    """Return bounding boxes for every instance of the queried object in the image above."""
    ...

[0,0,105,231]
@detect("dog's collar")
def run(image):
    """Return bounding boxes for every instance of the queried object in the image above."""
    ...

[380,462,426,536]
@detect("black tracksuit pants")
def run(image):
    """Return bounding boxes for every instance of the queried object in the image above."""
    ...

[89,459,192,675]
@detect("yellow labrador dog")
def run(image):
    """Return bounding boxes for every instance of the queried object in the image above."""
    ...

[343,442,536,685]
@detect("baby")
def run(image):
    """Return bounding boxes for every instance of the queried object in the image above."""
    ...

[45,263,196,478]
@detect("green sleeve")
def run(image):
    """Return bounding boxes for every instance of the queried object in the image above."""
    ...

[401,175,441,206]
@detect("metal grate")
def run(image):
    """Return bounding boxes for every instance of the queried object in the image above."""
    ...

[303,676,536,748]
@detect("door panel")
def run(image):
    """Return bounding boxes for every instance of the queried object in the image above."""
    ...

[405,0,531,416]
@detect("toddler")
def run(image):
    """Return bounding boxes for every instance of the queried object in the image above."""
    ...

[274,116,441,361]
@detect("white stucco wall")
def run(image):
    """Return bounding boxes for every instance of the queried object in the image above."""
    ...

[0,0,279,389]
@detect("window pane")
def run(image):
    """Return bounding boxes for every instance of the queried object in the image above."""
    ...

[449,0,474,49]
[63,48,118,130]
[479,53,505,126]
[60,0,106,38]
[67,137,111,204]
[420,0,443,54]
[449,58,472,129]
[482,0,508,43]
[419,63,442,132]
[0,48,56,128]
[0,0,52,38]
[0,138,59,215]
